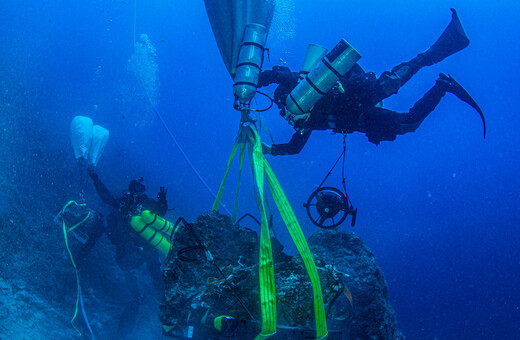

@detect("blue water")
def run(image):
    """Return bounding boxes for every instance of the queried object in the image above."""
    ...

[1,0,519,338]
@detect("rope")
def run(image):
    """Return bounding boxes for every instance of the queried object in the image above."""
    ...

[133,0,137,45]
[59,200,96,339]
[318,134,353,204]
[131,0,230,216]
[77,159,89,203]
[317,135,345,189]
[142,81,228,216]
[79,283,95,339]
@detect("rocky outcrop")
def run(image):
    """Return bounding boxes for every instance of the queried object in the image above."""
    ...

[308,229,405,340]
[160,212,404,339]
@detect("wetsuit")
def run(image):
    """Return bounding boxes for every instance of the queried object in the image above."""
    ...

[258,9,482,155]
[259,64,454,155]
[89,172,168,334]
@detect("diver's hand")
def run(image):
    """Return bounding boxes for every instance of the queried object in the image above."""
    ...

[157,187,167,203]
[257,70,272,88]
[261,142,272,155]
[285,112,309,126]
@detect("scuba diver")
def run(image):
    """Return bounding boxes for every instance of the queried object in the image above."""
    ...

[87,167,168,336]
[259,9,486,156]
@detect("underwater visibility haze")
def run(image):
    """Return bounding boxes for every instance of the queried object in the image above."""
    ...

[0,0,519,339]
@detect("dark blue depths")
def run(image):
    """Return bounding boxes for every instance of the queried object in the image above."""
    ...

[0,0,519,339]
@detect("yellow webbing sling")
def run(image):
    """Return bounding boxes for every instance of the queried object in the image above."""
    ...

[212,137,241,217]
[213,125,328,340]
[233,143,246,222]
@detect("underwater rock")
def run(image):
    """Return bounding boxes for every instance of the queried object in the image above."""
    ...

[160,212,271,332]
[160,212,403,339]
[308,229,405,340]
[0,277,79,339]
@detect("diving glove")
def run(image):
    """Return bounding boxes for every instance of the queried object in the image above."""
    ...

[284,112,309,126]
[157,187,168,203]
[261,142,272,155]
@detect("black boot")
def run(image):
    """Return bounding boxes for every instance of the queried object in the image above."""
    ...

[400,74,486,138]
[437,73,486,138]
[391,8,470,85]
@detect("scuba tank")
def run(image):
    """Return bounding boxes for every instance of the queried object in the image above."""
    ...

[286,39,361,117]
[300,43,328,76]
[233,23,268,109]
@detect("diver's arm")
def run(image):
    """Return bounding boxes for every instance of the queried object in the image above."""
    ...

[155,186,168,216]
[258,66,299,88]
[271,130,311,156]
[88,171,119,208]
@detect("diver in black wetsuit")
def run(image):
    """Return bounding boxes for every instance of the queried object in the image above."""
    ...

[87,168,168,336]
[260,9,486,156]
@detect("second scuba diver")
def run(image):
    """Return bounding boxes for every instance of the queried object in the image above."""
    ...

[87,167,168,337]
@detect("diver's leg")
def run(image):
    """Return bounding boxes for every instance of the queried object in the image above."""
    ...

[143,246,164,299]
[118,270,142,337]
[399,73,485,136]
[382,8,470,94]
[398,80,447,134]
[357,108,403,145]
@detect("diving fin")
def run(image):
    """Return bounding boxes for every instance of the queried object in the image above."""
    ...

[390,9,471,86]
[426,8,470,64]
[439,73,486,138]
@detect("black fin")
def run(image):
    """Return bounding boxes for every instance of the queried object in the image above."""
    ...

[440,73,486,138]
[427,8,470,64]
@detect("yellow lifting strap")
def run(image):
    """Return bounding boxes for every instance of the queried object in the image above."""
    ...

[212,136,240,221]
[130,211,180,256]
[248,130,277,339]
[233,143,246,222]
[213,125,328,340]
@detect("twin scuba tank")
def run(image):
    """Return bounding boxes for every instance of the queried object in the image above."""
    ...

[286,40,361,130]
[232,23,361,127]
